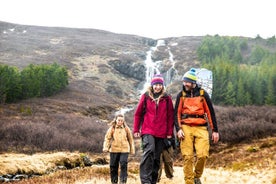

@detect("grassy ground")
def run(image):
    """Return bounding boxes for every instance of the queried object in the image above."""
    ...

[1,137,275,184]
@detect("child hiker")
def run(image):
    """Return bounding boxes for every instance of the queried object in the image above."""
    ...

[103,113,135,184]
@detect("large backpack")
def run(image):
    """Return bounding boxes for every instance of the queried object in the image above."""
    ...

[194,68,212,98]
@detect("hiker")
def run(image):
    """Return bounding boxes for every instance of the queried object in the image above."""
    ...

[103,113,135,184]
[133,74,174,184]
[174,68,219,184]
[157,136,175,182]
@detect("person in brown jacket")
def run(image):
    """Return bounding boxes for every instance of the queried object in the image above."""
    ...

[103,113,135,184]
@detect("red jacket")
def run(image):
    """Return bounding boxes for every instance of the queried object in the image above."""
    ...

[133,92,174,138]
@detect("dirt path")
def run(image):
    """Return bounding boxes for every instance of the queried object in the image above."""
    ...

[76,166,275,184]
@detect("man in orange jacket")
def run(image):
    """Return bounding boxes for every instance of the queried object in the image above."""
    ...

[174,68,219,184]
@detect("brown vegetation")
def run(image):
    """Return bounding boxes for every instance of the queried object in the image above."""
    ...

[1,103,275,154]
[1,137,275,183]
[1,21,276,183]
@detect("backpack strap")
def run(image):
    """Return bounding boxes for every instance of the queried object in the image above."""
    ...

[140,93,148,124]
[111,125,115,137]
[200,89,204,96]
[182,91,186,108]
[111,125,129,139]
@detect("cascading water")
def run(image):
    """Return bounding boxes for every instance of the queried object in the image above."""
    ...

[164,47,179,86]
[116,40,213,115]
[140,40,177,94]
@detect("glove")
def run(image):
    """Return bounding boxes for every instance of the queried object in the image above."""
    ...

[163,138,172,149]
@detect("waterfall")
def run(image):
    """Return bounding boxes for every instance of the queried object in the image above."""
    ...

[140,40,177,94]
[115,105,134,116]
[116,40,213,116]
[140,40,164,94]
[165,48,179,86]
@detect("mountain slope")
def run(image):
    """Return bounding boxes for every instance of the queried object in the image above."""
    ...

[0,21,203,114]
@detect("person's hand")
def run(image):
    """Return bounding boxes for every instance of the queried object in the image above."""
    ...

[134,132,140,138]
[103,149,108,153]
[212,132,219,143]
[177,129,185,140]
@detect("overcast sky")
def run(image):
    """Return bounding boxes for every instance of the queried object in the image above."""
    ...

[0,0,275,39]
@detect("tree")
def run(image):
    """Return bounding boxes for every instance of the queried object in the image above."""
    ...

[236,78,246,106]
[224,81,236,105]
[0,65,21,103]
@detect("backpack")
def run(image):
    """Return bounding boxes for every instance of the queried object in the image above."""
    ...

[194,68,212,98]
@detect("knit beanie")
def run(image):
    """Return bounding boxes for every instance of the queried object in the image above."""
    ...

[182,68,197,83]
[151,74,164,86]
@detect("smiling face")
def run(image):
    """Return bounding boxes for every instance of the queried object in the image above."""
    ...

[183,81,195,91]
[152,83,163,93]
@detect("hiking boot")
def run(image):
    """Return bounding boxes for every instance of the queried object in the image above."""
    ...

[194,178,202,184]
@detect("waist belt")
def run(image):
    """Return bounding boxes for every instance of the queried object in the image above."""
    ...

[181,122,208,127]
[181,114,205,119]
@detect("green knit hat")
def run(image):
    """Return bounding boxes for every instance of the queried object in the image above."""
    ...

[182,68,197,83]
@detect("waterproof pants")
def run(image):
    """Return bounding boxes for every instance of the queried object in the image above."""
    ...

[110,152,129,183]
[157,146,174,181]
[180,125,209,184]
[140,134,164,184]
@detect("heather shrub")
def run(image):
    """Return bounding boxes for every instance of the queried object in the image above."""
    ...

[0,105,275,153]
[0,115,107,153]
[214,105,276,144]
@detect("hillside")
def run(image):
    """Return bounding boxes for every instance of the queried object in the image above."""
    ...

[1,21,276,150]
[1,21,276,183]
[0,21,204,127]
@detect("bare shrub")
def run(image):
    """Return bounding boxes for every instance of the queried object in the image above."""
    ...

[215,105,276,144]
[98,64,110,73]
[0,105,275,154]
[0,115,107,153]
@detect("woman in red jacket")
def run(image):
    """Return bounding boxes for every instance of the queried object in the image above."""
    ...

[133,74,174,184]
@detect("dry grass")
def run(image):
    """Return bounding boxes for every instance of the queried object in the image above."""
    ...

[0,152,84,175]
[1,137,275,184]
[15,164,276,184]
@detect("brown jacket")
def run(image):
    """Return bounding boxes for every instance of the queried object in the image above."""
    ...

[103,125,135,154]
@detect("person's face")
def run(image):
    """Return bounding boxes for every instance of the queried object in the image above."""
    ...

[152,83,163,93]
[116,116,124,126]
[183,81,194,91]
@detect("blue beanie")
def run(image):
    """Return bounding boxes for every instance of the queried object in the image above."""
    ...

[182,68,197,83]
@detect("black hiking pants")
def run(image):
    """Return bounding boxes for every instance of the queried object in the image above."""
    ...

[110,152,129,183]
[140,134,164,184]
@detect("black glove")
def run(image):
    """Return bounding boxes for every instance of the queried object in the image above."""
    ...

[163,138,172,149]
[170,137,176,149]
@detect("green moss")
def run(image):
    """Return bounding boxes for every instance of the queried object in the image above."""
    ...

[246,146,259,152]
[230,162,249,171]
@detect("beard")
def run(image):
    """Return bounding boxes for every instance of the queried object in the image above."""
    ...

[184,85,192,91]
